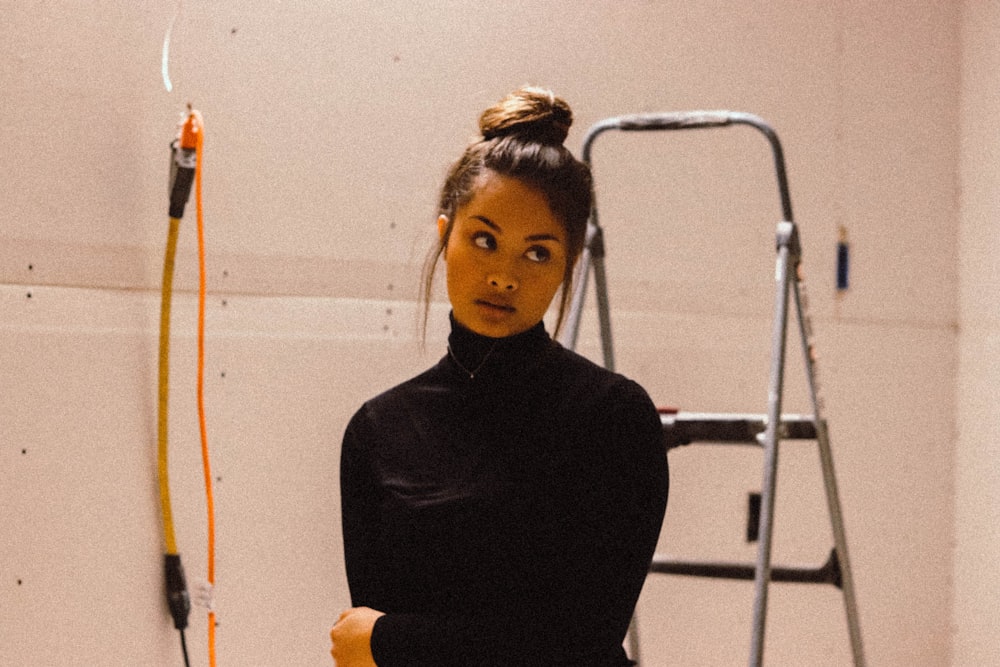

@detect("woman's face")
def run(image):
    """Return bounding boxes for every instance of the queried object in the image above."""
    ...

[439,171,567,338]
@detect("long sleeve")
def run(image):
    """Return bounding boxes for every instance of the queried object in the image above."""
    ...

[340,406,388,610]
[520,377,668,657]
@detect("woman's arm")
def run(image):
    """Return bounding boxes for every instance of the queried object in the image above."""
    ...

[340,407,388,607]
[527,378,669,655]
[335,409,388,665]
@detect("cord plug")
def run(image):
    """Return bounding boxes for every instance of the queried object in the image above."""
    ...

[168,140,196,219]
[164,553,191,630]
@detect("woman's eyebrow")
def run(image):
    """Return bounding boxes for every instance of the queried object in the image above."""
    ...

[526,233,563,243]
[471,215,500,231]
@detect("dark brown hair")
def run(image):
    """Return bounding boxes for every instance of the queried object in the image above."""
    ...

[422,86,593,336]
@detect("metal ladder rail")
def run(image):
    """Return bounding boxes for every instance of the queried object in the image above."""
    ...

[557,112,865,667]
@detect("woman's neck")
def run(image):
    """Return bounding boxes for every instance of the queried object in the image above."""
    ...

[446,313,550,381]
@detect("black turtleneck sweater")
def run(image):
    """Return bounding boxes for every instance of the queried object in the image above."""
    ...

[340,317,669,666]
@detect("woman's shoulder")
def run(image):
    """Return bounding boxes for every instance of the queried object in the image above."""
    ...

[548,342,643,386]
[349,359,449,423]
[542,345,666,464]
[546,344,656,411]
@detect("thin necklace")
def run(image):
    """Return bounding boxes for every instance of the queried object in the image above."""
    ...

[447,342,498,379]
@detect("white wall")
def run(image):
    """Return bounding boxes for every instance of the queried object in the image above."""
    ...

[0,2,975,665]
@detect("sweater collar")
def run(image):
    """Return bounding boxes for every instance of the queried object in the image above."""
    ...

[445,312,553,382]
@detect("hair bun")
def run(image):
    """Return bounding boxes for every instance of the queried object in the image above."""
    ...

[479,86,573,146]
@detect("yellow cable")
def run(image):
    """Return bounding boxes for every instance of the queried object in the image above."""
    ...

[158,215,182,556]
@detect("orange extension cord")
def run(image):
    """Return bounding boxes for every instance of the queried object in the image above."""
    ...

[192,111,218,667]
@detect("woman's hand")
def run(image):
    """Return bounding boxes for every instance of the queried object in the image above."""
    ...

[330,606,385,666]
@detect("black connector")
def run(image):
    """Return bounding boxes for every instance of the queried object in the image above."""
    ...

[746,492,762,543]
[168,139,197,219]
[164,553,191,631]
[836,239,850,291]
[836,225,850,291]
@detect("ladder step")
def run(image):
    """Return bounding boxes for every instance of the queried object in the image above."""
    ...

[650,548,842,588]
[661,412,822,449]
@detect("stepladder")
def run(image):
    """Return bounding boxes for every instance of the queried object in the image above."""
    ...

[558,111,865,667]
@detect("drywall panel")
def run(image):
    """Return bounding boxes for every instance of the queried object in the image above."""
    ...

[835,0,961,329]
[0,284,446,665]
[955,1,1000,664]
[610,312,956,666]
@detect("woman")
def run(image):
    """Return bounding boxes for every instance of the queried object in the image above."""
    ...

[331,87,669,666]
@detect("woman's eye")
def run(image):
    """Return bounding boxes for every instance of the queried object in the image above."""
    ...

[525,246,551,263]
[473,232,496,250]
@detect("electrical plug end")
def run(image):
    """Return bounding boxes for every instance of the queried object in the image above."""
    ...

[164,553,191,631]
[178,106,202,150]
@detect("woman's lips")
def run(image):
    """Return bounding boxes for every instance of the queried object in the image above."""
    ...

[475,299,515,313]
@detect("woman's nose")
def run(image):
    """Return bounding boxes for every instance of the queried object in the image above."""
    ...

[487,273,518,291]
